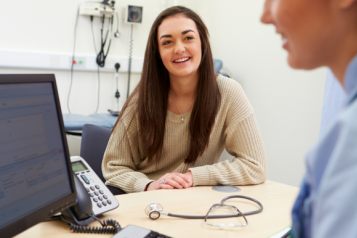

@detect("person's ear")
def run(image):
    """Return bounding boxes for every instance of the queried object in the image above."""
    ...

[338,0,357,9]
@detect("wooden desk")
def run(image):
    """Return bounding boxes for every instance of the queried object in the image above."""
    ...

[15,180,299,238]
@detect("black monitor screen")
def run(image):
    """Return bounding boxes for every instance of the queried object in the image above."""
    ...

[0,81,73,233]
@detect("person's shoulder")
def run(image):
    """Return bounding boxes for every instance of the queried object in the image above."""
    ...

[216,74,250,106]
[216,74,254,121]
[216,74,244,96]
[320,98,357,166]
[336,98,357,132]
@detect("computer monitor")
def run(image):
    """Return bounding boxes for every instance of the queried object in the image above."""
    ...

[0,74,77,238]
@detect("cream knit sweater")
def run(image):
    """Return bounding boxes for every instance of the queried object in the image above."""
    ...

[102,75,267,193]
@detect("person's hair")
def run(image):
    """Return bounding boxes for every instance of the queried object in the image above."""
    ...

[113,6,221,164]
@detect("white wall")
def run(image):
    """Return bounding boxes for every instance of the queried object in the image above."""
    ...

[193,0,326,187]
[0,0,169,114]
[0,0,326,187]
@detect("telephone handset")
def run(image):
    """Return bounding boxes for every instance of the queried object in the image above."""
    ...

[60,156,121,234]
[61,172,95,225]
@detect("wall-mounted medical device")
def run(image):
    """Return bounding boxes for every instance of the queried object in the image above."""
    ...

[123,5,143,24]
[80,2,114,18]
[122,5,143,99]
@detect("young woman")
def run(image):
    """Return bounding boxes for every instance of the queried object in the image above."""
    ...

[102,6,267,194]
[261,0,357,237]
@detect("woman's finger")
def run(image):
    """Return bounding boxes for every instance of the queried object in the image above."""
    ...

[164,178,183,189]
[159,184,174,189]
[170,175,188,188]
[174,173,191,184]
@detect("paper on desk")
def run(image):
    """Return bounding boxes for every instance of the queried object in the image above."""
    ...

[268,226,291,238]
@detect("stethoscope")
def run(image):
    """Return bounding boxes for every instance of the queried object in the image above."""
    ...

[145,195,263,227]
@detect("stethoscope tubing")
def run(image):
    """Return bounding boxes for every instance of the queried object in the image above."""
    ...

[166,195,263,219]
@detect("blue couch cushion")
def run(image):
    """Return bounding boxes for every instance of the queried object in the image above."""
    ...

[88,113,119,127]
[62,114,112,131]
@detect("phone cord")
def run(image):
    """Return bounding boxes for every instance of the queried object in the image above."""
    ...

[61,216,122,234]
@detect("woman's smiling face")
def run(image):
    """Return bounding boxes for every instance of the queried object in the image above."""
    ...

[157,14,202,78]
[260,0,337,70]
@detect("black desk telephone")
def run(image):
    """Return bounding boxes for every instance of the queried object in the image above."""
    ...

[60,156,121,234]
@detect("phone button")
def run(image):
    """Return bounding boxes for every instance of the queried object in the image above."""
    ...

[102,201,107,206]
[94,191,99,196]
[98,196,103,201]
[93,198,98,202]
[97,203,102,208]
[80,175,90,184]
[107,200,112,205]
[99,190,104,194]
[95,185,100,189]
[90,186,95,191]
[103,195,108,199]
[89,193,94,197]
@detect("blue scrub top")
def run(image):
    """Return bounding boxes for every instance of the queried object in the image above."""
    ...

[319,68,346,135]
[291,55,357,238]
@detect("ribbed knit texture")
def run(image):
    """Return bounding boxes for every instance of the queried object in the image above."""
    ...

[102,75,267,193]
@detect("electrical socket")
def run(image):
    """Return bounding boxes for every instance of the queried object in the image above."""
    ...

[71,57,86,70]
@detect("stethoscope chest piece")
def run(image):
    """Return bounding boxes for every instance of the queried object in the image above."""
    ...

[145,203,163,220]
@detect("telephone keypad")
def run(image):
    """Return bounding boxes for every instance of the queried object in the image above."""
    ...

[85,183,113,211]
[73,157,118,217]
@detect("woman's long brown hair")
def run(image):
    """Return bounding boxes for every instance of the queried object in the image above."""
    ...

[112,6,221,164]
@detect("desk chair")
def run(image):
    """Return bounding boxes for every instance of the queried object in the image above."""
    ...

[80,124,126,195]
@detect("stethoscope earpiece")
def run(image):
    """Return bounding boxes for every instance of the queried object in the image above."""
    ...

[217,223,235,230]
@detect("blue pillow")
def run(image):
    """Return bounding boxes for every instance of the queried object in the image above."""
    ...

[62,114,112,131]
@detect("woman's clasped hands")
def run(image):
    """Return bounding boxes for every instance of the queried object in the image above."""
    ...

[147,172,193,191]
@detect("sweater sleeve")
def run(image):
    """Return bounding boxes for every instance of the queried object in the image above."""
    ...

[189,113,267,186]
[188,77,267,186]
[102,114,154,193]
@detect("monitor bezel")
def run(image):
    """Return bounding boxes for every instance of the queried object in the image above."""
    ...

[0,74,77,238]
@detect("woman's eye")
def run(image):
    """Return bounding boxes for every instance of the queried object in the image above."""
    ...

[185,36,194,40]
[163,41,172,46]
